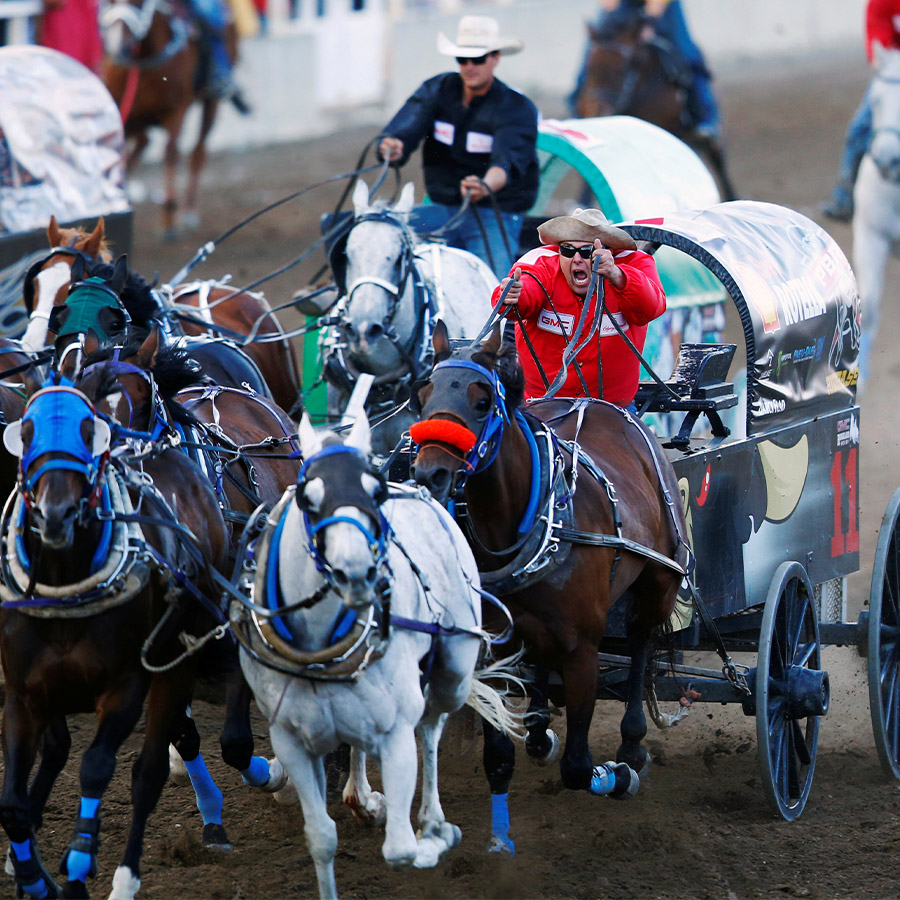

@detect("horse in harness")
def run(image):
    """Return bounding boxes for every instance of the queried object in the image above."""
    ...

[322,180,496,456]
[231,409,521,898]
[410,322,689,852]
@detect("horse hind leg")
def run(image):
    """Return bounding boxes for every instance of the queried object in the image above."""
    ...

[171,710,231,851]
[415,711,461,855]
[183,99,218,231]
[482,719,516,855]
[523,666,560,766]
[342,748,386,826]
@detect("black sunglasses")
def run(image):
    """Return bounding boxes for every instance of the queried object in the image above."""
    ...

[558,243,594,260]
[456,54,489,66]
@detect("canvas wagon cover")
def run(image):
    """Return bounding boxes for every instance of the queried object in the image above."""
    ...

[0,46,128,233]
[622,201,860,433]
[533,116,726,310]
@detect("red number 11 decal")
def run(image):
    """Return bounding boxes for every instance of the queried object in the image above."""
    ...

[831,447,859,557]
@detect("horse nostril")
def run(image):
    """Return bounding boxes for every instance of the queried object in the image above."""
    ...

[365,323,383,343]
[333,569,349,587]
[366,566,377,585]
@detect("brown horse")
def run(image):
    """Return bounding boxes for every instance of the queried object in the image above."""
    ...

[410,324,688,851]
[24,217,304,415]
[0,373,231,898]
[101,0,239,237]
[574,17,737,201]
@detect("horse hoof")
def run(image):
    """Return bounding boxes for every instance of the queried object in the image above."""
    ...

[162,227,180,243]
[60,879,88,899]
[527,728,560,767]
[343,789,386,827]
[202,823,233,852]
[617,744,652,780]
[181,211,200,231]
[486,833,515,856]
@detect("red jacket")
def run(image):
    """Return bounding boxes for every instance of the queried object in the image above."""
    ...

[867,0,900,61]
[492,245,666,406]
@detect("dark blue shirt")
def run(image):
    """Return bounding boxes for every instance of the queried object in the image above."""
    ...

[383,73,539,213]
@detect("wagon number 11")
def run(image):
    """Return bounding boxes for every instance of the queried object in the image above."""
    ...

[831,447,859,557]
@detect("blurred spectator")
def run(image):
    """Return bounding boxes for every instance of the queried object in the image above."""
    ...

[38,0,103,74]
[570,0,720,137]
[821,0,900,222]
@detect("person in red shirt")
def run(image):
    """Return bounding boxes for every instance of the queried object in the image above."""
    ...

[494,208,666,407]
[821,0,900,221]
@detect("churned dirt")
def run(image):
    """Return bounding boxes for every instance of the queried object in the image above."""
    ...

[22,48,900,900]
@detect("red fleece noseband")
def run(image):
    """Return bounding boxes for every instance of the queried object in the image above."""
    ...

[409,419,478,453]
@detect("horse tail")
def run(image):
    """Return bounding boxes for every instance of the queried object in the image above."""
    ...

[466,650,528,741]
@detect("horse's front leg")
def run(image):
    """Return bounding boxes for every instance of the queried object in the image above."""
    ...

[268,723,338,900]
[415,711,460,854]
[183,98,219,231]
[0,694,59,899]
[161,113,188,240]
[58,688,145,899]
[342,748,385,826]
[29,716,72,832]
[110,675,193,900]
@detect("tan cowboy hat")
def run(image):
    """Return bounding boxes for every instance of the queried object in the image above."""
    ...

[538,208,637,251]
[437,16,523,57]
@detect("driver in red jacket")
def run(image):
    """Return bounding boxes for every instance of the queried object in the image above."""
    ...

[494,208,666,407]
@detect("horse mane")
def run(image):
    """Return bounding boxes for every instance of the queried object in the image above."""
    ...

[85,259,161,328]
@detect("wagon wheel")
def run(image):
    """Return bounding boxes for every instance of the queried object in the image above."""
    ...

[868,487,900,780]
[756,561,827,821]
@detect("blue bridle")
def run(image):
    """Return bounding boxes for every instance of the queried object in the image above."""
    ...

[296,444,391,579]
[19,385,107,495]
[431,358,510,476]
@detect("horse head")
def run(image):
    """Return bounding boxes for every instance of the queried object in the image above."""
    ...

[50,255,133,379]
[410,321,524,503]
[3,376,111,550]
[336,180,420,379]
[869,42,900,184]
[294,411,391,611]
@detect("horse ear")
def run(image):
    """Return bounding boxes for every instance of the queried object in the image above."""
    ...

[298,412,323,459]
[3,420,23,458]
[483,323,502,356]
[132,326,160,369]
[873,40,887,68]
[346,410,371,457]
[23,367,44,398]
[393,182,416,217]
[433,319,450,357]
[71,253,87,283]
[352,179,371,217]
[110,255,128,295]
[47,215,61,247]
[83,217,106,260]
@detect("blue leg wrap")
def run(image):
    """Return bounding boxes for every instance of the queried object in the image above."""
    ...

[64,797,101,883]
[489,793,515,855]
[185,754,223,826]
[10,839,52,899]
[240,756,271,788]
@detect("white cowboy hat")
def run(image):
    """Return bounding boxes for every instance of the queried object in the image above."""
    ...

[437,16,523,58]
[537,207,637,252]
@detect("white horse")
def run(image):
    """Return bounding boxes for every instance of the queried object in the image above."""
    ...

[853,40,900,388]
[322,180,498,455]
[234,410,520,900]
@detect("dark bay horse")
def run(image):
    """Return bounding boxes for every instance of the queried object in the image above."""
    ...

[410,324,688,852]
[573,15,737,201]
[101,0,239,237]
[0,373,231,899]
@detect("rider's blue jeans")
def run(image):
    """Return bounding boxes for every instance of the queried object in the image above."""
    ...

[826,84,873,211]
[408,203,523,281]
[188,0,232,87]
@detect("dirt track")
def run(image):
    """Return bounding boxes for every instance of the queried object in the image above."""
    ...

[30,48,900,900]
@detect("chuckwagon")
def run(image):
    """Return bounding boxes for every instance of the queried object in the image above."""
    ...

[0,45,132,337]
[582,198,873,821]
